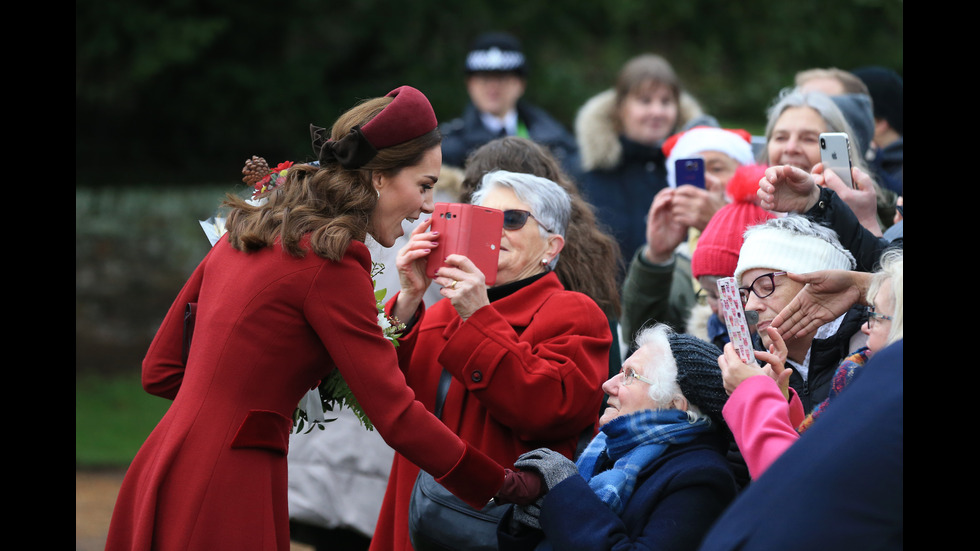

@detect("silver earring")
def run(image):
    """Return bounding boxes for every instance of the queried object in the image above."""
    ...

[376,188,380,198]
[541,258,549,265]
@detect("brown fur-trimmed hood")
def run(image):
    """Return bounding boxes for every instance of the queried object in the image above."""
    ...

[574,89,706,172]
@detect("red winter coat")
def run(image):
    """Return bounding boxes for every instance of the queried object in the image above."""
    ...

[106,238,504,551]
[370,272,611,551]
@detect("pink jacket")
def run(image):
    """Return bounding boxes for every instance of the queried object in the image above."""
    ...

[722,376,805,479]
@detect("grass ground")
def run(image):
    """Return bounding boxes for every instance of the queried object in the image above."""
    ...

[75,372,170,467]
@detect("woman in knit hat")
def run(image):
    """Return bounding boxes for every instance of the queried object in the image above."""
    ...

[732,214,863,414]
[106,86,540,551]
[498,324,737,551]
[719,249,903,479]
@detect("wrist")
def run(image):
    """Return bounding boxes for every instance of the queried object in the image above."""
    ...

[643,245,674,265]
[804,184,821,212]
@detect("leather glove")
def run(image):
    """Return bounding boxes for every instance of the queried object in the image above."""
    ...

[494,468,544,505]
[514,448,579,492]
[510,496,544,531]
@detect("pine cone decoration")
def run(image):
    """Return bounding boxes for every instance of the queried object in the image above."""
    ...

[242,155,271,185]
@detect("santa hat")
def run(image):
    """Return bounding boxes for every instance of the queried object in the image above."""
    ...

[663,126,754,188]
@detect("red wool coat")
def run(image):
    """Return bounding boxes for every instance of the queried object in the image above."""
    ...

[105,238,504,551]
[370,272,611,551]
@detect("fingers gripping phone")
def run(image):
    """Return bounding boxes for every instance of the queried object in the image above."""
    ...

[674,158,706,189]
[819,132,855,189]
[425,203,504,286]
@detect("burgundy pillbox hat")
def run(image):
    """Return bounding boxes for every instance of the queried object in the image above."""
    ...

[310,85,438,169]
[361,86,438,149]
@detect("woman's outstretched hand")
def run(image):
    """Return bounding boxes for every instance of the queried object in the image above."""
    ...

[771,270,870,339]
[758,165,820,214]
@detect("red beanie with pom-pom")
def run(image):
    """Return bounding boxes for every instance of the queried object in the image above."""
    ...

[691,164,775,280]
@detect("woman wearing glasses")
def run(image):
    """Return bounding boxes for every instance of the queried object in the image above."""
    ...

[498,324,737,550]
[371,170,611,551]
[726,215,861,416]
[719,249,902,479]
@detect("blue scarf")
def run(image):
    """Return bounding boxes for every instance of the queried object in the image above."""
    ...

[575,409,711,515]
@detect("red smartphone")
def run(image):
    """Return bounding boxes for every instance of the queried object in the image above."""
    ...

[674,158,706,189]
[425,203,504,286]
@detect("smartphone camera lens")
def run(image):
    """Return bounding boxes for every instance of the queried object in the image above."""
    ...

[820,137,826,149]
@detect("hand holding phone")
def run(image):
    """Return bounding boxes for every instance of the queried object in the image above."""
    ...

[425,203,503,286]
[819,132,855,189]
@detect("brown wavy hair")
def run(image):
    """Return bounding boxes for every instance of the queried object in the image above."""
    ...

[461,137,622,318]
[224,97,441,261]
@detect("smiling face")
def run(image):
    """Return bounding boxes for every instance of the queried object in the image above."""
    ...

[767,106,827,171]
[477,186,561,286]
[740,268,806,350]
[369,146,440,248]
[600,342,669,426]
[618,81,679,146]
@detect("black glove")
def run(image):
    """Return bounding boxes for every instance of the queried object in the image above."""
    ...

[514,448,579,492]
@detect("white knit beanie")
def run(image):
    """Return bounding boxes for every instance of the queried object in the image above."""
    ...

[734,216,856,285]
[665,127,755,188]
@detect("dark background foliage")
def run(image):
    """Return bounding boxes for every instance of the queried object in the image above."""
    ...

[76,0,903,187]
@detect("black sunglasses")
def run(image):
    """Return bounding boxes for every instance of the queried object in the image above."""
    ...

[503,209,553,233]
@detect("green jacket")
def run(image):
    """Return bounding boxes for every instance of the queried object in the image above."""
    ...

[621,247,696,350]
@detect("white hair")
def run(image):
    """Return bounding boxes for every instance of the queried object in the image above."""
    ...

[471,170,572,269]
[632,324,709,423]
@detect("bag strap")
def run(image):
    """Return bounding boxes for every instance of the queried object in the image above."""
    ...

[434,369,452,419]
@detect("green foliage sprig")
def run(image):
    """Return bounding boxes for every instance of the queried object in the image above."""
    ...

[292,262,405,433]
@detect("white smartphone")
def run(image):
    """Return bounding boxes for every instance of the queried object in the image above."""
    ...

[819,132,855,189]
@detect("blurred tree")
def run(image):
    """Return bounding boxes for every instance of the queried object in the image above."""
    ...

[76,0,902,186]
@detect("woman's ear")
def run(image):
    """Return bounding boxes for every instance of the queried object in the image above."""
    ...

[545,234,565,261]
[672,395,689,412]
[372,170,385,192]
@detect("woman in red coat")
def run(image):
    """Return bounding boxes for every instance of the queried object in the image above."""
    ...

[370,170,612,550]
[105,87,539,551]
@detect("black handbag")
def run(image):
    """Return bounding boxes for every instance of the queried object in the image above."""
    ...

[408,370,508,551]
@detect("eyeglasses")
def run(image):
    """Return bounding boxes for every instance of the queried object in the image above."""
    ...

[695,287,720,306]
[503,209,553,233]
[866,306,893,329]
[621,367,655,386]
[738,272,788,306]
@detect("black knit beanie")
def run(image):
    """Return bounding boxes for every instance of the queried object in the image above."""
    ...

[667,333,728,430]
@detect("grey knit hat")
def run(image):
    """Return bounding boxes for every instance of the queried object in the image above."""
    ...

[667,332,728,430]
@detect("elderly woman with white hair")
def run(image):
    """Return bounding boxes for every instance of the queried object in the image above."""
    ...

[719,249,903,479]
[372,170,612,551]
[498,324,737,551]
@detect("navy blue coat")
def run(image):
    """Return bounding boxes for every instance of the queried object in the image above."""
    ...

[698,340,903,551]
[578,136,669,282]
[440,101,579,180]
[498,432,737,551]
